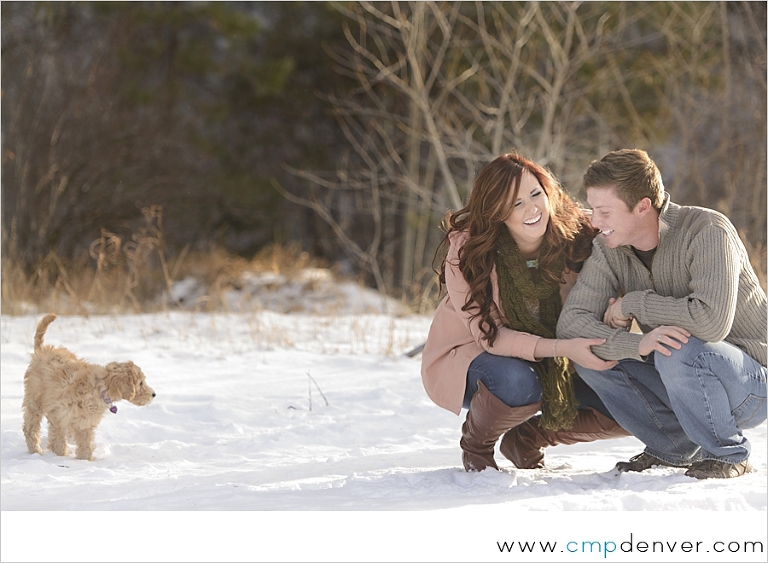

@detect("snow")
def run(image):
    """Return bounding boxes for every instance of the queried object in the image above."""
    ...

[2,282,767,561]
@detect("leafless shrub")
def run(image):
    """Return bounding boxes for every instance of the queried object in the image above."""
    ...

[285,1,766,309]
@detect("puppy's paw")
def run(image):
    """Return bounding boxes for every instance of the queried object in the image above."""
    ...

[50,443,69,457]
[75,449,95,461]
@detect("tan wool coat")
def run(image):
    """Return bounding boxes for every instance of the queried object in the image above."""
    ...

[420,230,577,415]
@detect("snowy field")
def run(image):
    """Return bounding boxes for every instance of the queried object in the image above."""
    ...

[2,302,767,561]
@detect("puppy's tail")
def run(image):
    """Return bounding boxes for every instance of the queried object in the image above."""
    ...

[34,314,57,352]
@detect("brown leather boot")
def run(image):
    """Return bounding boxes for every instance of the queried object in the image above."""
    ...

[499,407,631,469]
[461,381,541,472]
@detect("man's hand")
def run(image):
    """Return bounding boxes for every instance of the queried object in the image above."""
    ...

[603,297,632,329]
[638,326,691,357]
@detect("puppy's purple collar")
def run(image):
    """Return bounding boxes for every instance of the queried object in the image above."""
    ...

[101,390,118,414]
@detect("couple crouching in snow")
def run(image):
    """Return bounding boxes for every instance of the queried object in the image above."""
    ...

[421,149,767,480]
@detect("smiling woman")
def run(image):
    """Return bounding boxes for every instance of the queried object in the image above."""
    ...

[503,171,550,259]
[420,152,630,473]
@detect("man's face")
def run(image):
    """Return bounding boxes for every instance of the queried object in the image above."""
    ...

[586,186,645,249]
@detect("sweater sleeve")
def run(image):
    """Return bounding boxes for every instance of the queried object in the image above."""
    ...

[620,224,739,341]
[445,233,541,361]
[556,242,645,360]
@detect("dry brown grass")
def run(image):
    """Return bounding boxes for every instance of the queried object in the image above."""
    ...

[1,206,329,316]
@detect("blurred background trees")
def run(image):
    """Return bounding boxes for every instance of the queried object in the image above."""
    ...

[2,1,765,312]
[2,2,352,272]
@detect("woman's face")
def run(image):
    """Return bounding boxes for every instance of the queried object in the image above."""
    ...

[503,170,550,252]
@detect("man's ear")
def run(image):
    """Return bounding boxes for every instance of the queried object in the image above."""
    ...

[634,197,652,216]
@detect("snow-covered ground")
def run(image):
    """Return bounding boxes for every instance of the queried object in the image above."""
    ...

[2,285,766,561]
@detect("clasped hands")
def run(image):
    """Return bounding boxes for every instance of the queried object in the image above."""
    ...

[603,296,631,329]
[603,296,690,357]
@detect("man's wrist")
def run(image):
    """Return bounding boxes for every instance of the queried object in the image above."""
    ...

[620,293,638,320]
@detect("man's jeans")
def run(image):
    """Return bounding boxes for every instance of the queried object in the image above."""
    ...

[575,337,767,464]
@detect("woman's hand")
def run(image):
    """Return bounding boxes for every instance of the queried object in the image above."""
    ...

[558,338,618,371]
[638,326,690,357]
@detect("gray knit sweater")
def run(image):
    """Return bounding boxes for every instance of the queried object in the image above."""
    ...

[557,196,767,367]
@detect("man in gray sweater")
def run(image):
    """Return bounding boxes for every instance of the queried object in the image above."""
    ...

[557,149,767,479]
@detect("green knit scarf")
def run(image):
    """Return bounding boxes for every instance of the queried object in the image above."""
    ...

[494,224,578,430]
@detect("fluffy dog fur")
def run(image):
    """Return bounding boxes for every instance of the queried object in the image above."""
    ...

[22,314,155,461]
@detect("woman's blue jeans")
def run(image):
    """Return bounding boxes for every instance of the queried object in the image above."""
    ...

[462,352,613,419]
[574,337,767,465]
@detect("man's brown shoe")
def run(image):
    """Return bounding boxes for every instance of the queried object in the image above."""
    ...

[615,452,684,473]
[685,459,752,479]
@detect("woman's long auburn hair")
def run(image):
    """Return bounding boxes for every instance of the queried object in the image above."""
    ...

[435,152,599,345]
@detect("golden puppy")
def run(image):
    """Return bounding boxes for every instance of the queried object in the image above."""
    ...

[22,314,155,461]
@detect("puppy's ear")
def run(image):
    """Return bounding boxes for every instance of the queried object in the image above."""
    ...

[106,362,137,401]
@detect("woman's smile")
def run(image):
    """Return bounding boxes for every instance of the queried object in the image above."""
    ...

[523,213,542,226]
[504,170,550,255]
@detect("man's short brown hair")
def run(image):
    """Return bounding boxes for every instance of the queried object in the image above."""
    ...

[583,149,665,211]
